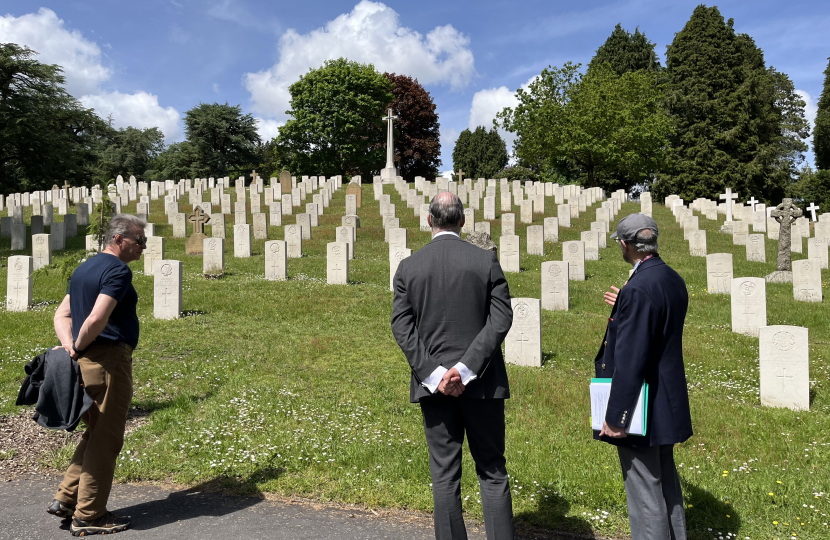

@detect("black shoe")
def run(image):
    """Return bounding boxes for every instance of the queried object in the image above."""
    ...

[69,512,131,536]
[46,499,75,518]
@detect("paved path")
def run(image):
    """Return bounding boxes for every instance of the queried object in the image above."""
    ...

[0,474,517,539]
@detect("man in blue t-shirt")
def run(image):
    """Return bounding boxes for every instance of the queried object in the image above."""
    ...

[49,214,146,536]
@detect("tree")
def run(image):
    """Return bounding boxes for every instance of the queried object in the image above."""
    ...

[452,126,508,180]
[790,167,830,211]
[275,58,394,177]
[497,62,671,190]
[93,126,165,184]
[147,141,200,181]
[183,102,261,178]
[815,56,830,170]
[384,73,441,180]
[588,24,661,76]
[653,6,809,203]
[0,43,110,192]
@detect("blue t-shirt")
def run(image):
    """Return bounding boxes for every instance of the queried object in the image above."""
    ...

[69,253,139,348]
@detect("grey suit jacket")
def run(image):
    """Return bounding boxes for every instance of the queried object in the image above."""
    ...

[391,234,513,403]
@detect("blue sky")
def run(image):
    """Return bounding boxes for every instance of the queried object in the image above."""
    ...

[2,0,827,173]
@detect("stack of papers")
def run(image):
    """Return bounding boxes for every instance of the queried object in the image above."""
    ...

[590,378,648,436]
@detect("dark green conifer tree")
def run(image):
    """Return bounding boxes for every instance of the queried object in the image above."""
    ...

[814,56,830,170]
[588,23,661,75]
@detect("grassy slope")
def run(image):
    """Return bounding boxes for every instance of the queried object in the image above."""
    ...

[1,184,828,539]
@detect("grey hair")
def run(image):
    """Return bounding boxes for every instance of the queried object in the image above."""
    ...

[104,214,147,247]
[429,193,464,229]
[632,228,659,253]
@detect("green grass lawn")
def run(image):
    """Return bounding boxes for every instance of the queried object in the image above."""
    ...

[1,183,828,540]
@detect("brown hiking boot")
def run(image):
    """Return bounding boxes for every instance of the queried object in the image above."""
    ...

[70,511,131,536]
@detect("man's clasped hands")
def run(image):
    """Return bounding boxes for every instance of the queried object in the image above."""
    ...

[437,367,465,396]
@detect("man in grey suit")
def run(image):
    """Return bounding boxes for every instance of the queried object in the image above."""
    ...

[391,192,514,540]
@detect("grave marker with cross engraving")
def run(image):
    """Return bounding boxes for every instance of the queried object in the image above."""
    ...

[505,298,541,367]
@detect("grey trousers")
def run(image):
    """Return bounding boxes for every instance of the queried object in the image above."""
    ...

[420,396,513,540]
[617,444,687,540]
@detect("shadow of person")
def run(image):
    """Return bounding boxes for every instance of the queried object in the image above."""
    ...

[107,473,274,531]
[514,491,597,539]
[683,481,742,538]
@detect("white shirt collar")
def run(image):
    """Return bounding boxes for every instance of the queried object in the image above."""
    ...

[433,230,460,239]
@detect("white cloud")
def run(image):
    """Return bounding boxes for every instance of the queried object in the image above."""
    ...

[80,92,181,142]
[255,118,283,141]
[797,89,818,126]
[0,8,110,96]
[244,0,475,122]
[2,8,183,142]
[467,77,536,152]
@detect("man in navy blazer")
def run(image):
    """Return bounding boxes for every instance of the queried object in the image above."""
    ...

[391,191,514,540]
[596,213,692,540]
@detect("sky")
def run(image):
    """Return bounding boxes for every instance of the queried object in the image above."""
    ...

[1,0,828,174]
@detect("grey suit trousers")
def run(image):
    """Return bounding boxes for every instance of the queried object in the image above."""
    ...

[420,396,513,540]
[617,444,687,540]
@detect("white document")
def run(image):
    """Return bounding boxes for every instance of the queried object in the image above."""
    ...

[590,378,647,436]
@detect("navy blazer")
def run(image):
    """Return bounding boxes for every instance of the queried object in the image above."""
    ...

[594,255,693,448]
[391,234,513,402]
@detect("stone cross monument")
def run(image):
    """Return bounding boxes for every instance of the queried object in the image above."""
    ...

[766,198,803,283]
[185,206,211,255]
[380,108,398,184]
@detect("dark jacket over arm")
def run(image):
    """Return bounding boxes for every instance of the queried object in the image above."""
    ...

[391,235,513,402]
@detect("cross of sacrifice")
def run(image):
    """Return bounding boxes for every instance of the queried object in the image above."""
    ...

[719,188,739,222]
[747,196,759,211]
[455,169,465,182]
[188,207,210,235]
[807,202,820,222]
[515,332,530,354]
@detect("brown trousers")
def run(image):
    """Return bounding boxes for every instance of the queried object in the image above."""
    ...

[55,343,133,521]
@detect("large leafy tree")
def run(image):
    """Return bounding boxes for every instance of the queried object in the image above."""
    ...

[275,58,393,177]
[653,5,809,203]
[148,141,200,181]
[0,43,110,192]
[498,62,671,190]
[384,73,441,180]
[94,126,165,183]
[588,24,661,76]
[815,56,830,170]
[452,126,508,180]
[183,102,260,178]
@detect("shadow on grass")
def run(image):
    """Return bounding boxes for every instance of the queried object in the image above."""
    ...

[514,492,597,539]
[132,387,217,415]
[683,481,741,537]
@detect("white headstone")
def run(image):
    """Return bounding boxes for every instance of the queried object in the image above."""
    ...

[543,217,559,243]
[252,213,268,240]
[558,205,571,228]
[759,325,809,411]
[389,247,412,291]
[285,224,302,258]
[211,213,226,238]
[327,242,349,284]
[541,261,568,311]
[527,225,544,256]
[706,253,733,294]
[792,259,822,302]
[233,224,251,258]
[49,222,65,251]
[10,223,26,250]
[807,237,828,269]
[504,298,542,367]
[203,238,224,274]
[32,234,51,270]
[6,255,33,311]
[581,231,599,261]
[499,235,520,273]
[264,240,287,281]
[173,213,186,238]
[730,277,767,337]
[562,241,585,281]
[689,230,707,257]
[153,260,182,320]
[746,234,766,263]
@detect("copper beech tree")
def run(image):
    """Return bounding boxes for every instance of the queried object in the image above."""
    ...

[383,73,441,180]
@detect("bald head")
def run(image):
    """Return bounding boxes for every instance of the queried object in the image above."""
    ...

[428,191,464,233]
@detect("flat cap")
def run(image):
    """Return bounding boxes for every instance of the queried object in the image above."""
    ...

[610,213,658,242]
